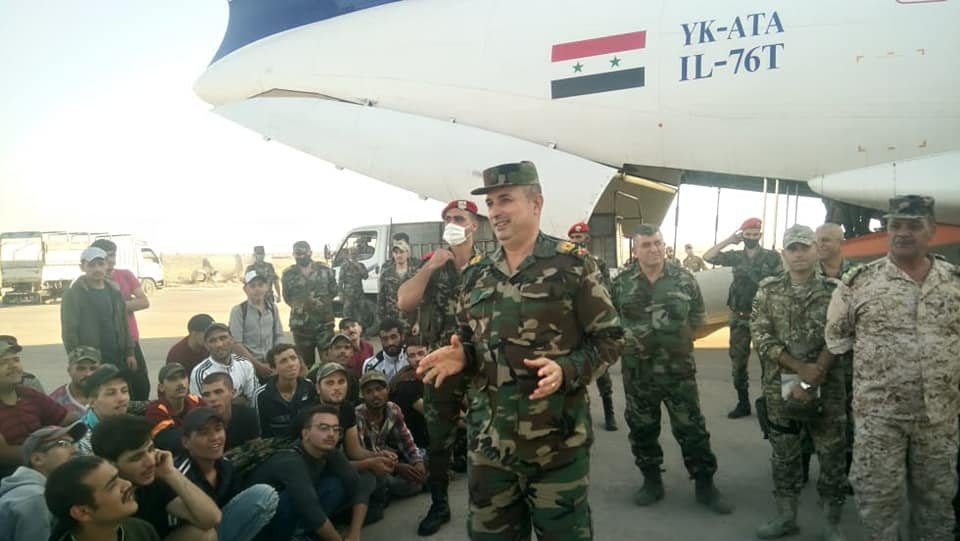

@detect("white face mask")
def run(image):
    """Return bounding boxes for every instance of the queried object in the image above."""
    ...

[442,223,468,246]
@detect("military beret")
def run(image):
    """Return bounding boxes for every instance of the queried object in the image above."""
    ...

[471,161,539,195]
[885,194,935,220]
[568,222,589,236]
[740,217,763,231]
[442,200,478,218]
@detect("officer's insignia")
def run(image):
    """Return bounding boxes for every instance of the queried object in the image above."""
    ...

[557,241,577,254]
[469,253,483,265]
[841,264,868,286]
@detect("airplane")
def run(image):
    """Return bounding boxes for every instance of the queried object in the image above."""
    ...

[194,0,960,257]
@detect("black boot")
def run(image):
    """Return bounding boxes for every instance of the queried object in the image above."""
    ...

[801,451,812,485]
[694,476,733,515]
[601,395,619,431]
[418,483,451,536]
[727,389,751,419]
[633,468,665,506]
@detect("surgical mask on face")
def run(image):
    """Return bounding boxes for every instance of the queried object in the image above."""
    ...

[743,238,760,249]
[255,254,265,263]
[295,256,311,266]
[443,223,468,246]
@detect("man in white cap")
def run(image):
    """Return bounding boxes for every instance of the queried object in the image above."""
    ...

[60,246,136,378]
[228,270,283,379]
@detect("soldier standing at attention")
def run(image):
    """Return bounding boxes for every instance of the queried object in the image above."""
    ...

[398,199,483,536]
[281,241,338,369]
[703,218,783,418]
[378,235,419,328]
[826,195,960,540]
[751,225,847,540]
[339,246,370,324]
[568,221,618,432]
[611,224,731,514]
[245,246,281,303]
[418,161,623,541]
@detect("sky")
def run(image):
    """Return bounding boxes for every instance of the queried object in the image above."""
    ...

[0,1,826,256]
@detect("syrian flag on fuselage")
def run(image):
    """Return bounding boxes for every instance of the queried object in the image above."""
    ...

[550,31,647,99]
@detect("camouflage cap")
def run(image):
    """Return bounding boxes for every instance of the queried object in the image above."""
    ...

[308,361,348,382]
[783,224,816,247]
[885,194,935,220]
[0,341,22,357]
[471,161,539,195]
[68,346,101,365]
[359,369,389,388]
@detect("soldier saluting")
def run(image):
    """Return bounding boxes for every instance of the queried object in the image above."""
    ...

[418,161,623,540]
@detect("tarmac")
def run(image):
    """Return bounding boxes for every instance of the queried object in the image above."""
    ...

[1,286,868,540]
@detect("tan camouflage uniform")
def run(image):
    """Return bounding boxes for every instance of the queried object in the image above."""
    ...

[826,255,960,540]
[281,261,337,368]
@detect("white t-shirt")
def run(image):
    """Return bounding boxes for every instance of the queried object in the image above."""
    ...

[189,354,259,405]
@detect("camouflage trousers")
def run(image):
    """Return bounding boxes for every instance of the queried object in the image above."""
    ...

[623,370,718,477]
[468,446,592,541]
[292,323,334,369]
[424,373,468,487]
[595,371,613,399]
[342,295,376,333]
[767,404,847,502]
[851,415,958,540]
[728,312,752,392]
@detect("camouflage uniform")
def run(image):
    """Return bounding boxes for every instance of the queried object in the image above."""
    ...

[611,261,719,479]
[704,247,783,393]
[458,233,623,540]
[418,248,483,492]
[338,259,371,323]
[751,274,847,504]
[826,254,960,540]
[378,259,420,329]
[245,260,279,302]
[281,261,337,368]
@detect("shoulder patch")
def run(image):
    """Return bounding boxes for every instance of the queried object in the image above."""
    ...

[557,240,578,254]
[469,253,484,265]
[758,275,781,289]
[841,263,869,286]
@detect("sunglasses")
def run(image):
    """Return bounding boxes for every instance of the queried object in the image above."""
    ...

[40,439,75,451]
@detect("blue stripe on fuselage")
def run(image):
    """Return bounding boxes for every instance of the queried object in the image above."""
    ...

[211,0,403,63]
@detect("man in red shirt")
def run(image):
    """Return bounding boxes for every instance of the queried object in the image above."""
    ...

[145,363,203,453]
[91,239,152,401]
[0,342,76,477]
[165,314,214,374]
[340,318,373,379]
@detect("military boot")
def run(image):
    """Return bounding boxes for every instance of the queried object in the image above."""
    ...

[601,395,619,431]
[728,389,752,419]
[756,496,799,539]
[694,475,733,515]
[633,469,665,506]
[801,451,812,485]
[821,501,846,541]
[417,483,451,536]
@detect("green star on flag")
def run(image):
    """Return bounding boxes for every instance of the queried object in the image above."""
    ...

[610,56,621,67]
[573,62,584,73]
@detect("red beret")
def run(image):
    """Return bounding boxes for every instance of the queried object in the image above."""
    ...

[740,217,763,230]
[568,222,589,236]
[442,200,478,218]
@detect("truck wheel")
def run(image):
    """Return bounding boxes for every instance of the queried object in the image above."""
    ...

[141,279,157,296]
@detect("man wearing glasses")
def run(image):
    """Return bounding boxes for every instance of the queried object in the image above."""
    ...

[0,422,86,541]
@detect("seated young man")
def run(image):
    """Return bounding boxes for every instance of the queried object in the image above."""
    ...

[76,365,131,455]
[176,408,278,541]
[166,314,213,375]
[199,372,260,451]
[49,346,101,415]
[229,271,283,380]
[356,370,426,498]
[308,334,361,405]
[339,319,373,378]
[45,455,160,541]
[244,405,368,541]
[0,336,43,394]
[0,341,75,477]
[360,318,408,381]
[189,323,259,406]
[146,363,203,453]
[257,343,317,439]
[388,337,429,450]
[91,414,221,541]
[0,423,86,541]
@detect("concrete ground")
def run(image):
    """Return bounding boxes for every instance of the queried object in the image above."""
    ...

[2,286,867,540]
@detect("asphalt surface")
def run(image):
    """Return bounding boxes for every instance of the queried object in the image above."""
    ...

[1,286,867,540]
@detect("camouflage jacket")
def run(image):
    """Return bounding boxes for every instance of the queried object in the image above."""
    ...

[414,247,483,349]
[377,259,420,326]
[826,255,960,424]
[751,274,843,418]
[683,255,707,273]
[706,248,783,312]
[611,261,705,378]
[457,233,623,465]
[338,260,368,300]
[246,261,278,286]
[817,258,858,280]
[281,261,337,333]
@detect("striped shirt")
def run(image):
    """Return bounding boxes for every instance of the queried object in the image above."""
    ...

[189,354,259,406]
